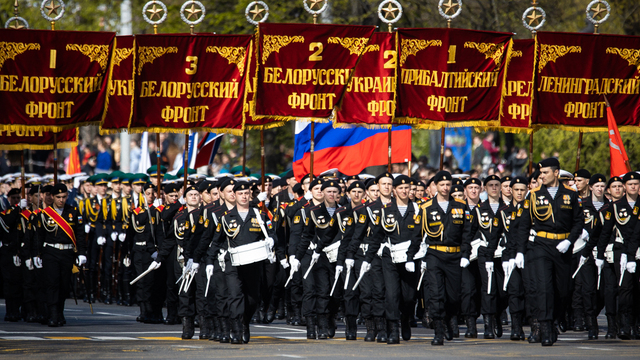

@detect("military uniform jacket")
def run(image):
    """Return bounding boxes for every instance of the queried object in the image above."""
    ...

[580,195,606,258]
[156,201,181,250]
[182,207,205,262]
[365,200,422,263]
[473,200,504,262]
[297,202,339,260]
[495,201,519,261]
[517,184,583,250]
[24,208,43,259]
[194,202,224,264]
[598,197,640,259]
[0,205,22,254]
[109,194,130,234]
[347,202,371,260]
[128,204,158,255]
[36,204,86,256]
[352,198,390,261]
[335,204,356,267]
[84,195,110,240]
[287,200,312,257]
[420,197,472,259]
[156,206,189,264]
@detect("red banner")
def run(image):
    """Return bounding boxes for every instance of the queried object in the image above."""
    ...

[533,32,640,132]
[130,34,252,134]
[254,23,376,123]
[395,28,513,129]
[333,32,396,128]
[499,39,535,133]
[0,127,77,150]
[100,36,134,134]
[243,36,270,130]
[0,29,116,132]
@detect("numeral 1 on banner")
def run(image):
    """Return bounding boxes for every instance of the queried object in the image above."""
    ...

[309,42,323,61]
[383,50,396,69]
[447,45,456,64]
[50,50,57,69]
[185,56,198,75]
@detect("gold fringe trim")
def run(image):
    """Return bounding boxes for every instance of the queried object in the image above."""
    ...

[245,121,286,131]
[100,37,118,125]
[331,121,392,130]
[252,114,331,123]
[0,140,77,151]
[99,127,128,135]
[498,39,514,121]
[393,118,499,130]
[0,122,101,133]
[127,126,244,136]
[479,125,533,134]
[531,124,640,134]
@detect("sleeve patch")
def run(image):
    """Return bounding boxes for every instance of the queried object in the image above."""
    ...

[358,214,366,223]
[294,216,301,224]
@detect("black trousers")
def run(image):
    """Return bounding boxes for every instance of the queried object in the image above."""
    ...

[22,258,37,304]
[569,253,584,317]
[615,251,639,316]
[460,259,480,318]
[165,247,179,316]
[523,250,539,319]
[357,255,385,319]
[133,248,153,303]
[225,258,263,321]
[301,251,331,317]
[381,256,417,321]
[425,251,461,320]
[174,256,196,318]
[261,261,278,311]
[531,240,572,322]
[577,254,598,318]
[1,249,22,308]
[341,261,360,317]
[478,257,508,316]
[195,265,215,318]
[506,266,526,316]
[601,261,617,317]
[41,246,74,308]
[290,261,304,313]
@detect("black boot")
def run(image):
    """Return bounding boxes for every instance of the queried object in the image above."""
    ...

[528,318,540,343]
[501,310,509,325]
[293,307,302,326]
[194,317,200,328]
[345,316,357,340]
[181,317,195,339]
[387,320,400,344]
[317,314,329,339]
[605,315,617,339]
[328,315,336,338]
[431,319,444,346]
[494,314,503,338]
[619,313,632,340]
[276,300,285,320]
[306,316,317,339]
[242,318,250,344]
[444,316,453,341]
[465,316,478,338]
[266,303,276,324]
[47,305,58,327]
[218,317,230,343]
[26,302,37,323]
[199,316,212,339]
[251,309,260,324]
[375,317,387,343]
[423,310,434,329]
[587,315,599,340]
[574,311,586,331]
[541,321,553,346]
[483,315,495,339]
[230,318,242,344]
[449,316,459,338]
[210,317,221,341]
[137,302,146,322]
[558,317,567,332]
[401,315,411,341]
[364,318,376,342]
[510,313,524,341]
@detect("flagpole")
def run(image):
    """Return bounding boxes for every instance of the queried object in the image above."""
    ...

[528,132,534,175]
[53,132,58,183]
[388,128,392,172]
[156,134,161,196]
[575,131,583,172]
[242,132,247,177]
[261,130,266,192]
[183,133,189,194]
[21,151,25,198]
[439,128,445,171]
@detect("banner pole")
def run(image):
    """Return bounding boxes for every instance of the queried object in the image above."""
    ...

[261,130,266,192]
[53,132,58,183]
[21,151,25,198]
[183,133,189,194]
[310,122,315,181]
[388,128,392,172]
[575,131,583,172]
[439,128,445,171]
[156,133,161,201]
[242,131,247,177]
[528,132,534,175]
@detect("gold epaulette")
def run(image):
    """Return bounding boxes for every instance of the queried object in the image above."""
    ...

[420,199,433,209]
[563,184,576,191]
[454,198,466,204]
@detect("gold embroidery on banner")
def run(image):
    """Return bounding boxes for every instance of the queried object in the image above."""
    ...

[606,47,640,75]
[262,35,304,64]
[464,41,507,70]
[0,42,41,71]
[66,44,111,71]
[399,39,442,66]
[327,37,369,56]
[206,46,247,76]
[113,48,134,67]
[363,44,381,54]
[510,50,523,58]
[537,44,581,73]
[137,46,178,75]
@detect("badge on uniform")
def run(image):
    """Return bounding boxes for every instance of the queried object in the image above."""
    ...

[414,215,421,224]
[524,200,530,209]
[267,220,273,229]
[605,212,611,220]
[305,217,309,225]
[563,195,570,205]
[517,208,523,217]
[347,217,353,225]
[199,216,204,224]
[358,214,366,223]
[294,216,301,224]
[329,218,334,226]
[204,219,210,228]
[493,218,499,227]
[634,207,639,215]
[216,223,222,232]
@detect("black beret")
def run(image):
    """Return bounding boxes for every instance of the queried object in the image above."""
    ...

[464,177,481,187]
[416,181,425,188]
[28,186,40,195]
[184,185,199,194]
[7,188,20,196]
[510,176,528,187]
[529,170,541,184]
[198,181,210,193]
[589,174,606,185]
[282,170,294,180]
[483,175,501,186]
[51,183,67,195]
[500,175,512,184]
[292,183,303,195]
[453,178,463,186]
[538,158,560,169]
[451,184,465,194]
[365,178,376,190]
[425,177,434,187]
[375,172,393,183]
[393,175,411,187]
[345,175,359,182]
[623,172,639,183]
[273,178,282,188]
[347,181,365,192]
[321,180,340,191]
[574,169,591,179]
[143,183,155,192]
[219,178,236,191]
[164,183,180,194]
[309,178,323,189]
[263,176,273,183]
[42,185,53,194]
[300,173,311,183]
[432,171,452,184]
[233,181,251,192]
[607,176,623,187]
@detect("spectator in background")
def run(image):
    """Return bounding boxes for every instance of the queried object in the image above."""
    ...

[130,139,141,173]
[95,139,112,174]
[482,132,500,164]
[472,135,488,169]
[507,147,528,177]
[442,147,458,170]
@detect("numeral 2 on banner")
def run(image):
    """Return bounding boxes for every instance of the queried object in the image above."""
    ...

[383,50,396,69]
[309,43,323,61]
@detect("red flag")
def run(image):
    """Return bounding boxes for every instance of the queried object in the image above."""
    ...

[606,101,631,176]
[66,146,81,175]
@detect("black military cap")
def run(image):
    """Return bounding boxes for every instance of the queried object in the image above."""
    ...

[143,183,155,192]
[574,169,591,179]
[219,178,236,191]
[321,180,340,191]
[393,175,411,187]
[164,183,180,194]
[185,185,199,194]
[300,173,311,183]
[292,183,303,196]
[347,181,365,192]
[416,181,425,188]
[607,176,623,187]
[345,175,359,182]
[273,178,282,188]
[483,175,501,186]
[453,178,463,186]
[529,170,541,184]
[7,188,20,196]
[375,172,393,184]
[28,186,40,196]
[538,158,560,169]
[309,178,323,189]
[263,176,273,184]
[432,171,452,184]
[42,185,53,194]
[425,177,434,187]
[500,175,512,184]
[623,172,639,183]
[233,181,251,192]
[451,184,465,194]
[589,174,606,185]
[464,177,481,187]
[510,176,528,187]
[198,181,210,193]
[365,178,376,190]
[51,183,67,195]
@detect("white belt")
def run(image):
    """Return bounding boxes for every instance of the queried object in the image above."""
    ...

[378,239,411,264]
[135,241,147,246]
[323,241,340,263]
[44,242,74,250]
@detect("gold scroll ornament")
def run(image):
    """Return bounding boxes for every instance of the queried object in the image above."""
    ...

[399,39,442,67]
[537,44,582,73]
[206,46,247,76]
[327,37,369,56]
[261,35,304,64]
[66,44,111,72]
[113,48,134,67]
[137,46,179,75]
[606,47,640,75]
[0,42,40,71]
[464,41,507,70]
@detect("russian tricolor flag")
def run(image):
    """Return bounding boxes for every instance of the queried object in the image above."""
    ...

[293,122,411,180]
[185,132,224,169]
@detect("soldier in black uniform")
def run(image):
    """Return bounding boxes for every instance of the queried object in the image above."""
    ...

[35,184,87,326]
[0,188,24,321]
[22,186,43,322]
[420,171,472,345]
[460,177,483,338]
[108,171,130,305]
[518,158,583,346]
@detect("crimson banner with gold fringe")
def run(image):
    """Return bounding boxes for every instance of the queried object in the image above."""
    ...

[0,29,116,132]
[394,28,513,129]
[333,32,396,128]
[499,39,535,133]
[253,23,376,124]
[0,127,77,150]
[243,36,265,130]
[533,31,640,132]
[129,34,252,135]
[100,36,135,134]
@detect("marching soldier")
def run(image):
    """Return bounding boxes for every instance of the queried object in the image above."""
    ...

[0,188,25,322]
[85,175,110,304]
[460,177,482,338]
[22,186,43,323]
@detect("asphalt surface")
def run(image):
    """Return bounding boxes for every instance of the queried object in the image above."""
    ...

[0,300,638,359]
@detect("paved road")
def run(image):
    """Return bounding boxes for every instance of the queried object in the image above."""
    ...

[1,301,637,359]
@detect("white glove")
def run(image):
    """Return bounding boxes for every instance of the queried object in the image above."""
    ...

[85,224,91,233]
[97,237,106,246]
[595,258,604,272]
[515,252,525,269]
[581,228,589,242]
[289,256,300,272]
[149,261,161,271]
[335,265,344,274]
[529,229,537,242]
[25,258,33,270]
[77,255,87,266]
[267,251,277,264]
[151,251,158,260]
[192,262,200,272]
[304,191,313,200]
[13,255,21,267]
[460,257,470,268]
[344,258,355,269]
[405,261,415,273]
[508,258,516,273]
[280,259,290,269]
[556,239,571,254]
[110,232,117,241]
[257,192,268,202]
[118,233,126,242]
[421,261,427,271]
[360,261,371,273]
[33,256,43,268]
[206,264,214,278]
[485,261,494,272]
[19,199,27,209]
[626,261,636,274]
[185,258,194,272]
[123,256,131,267]
[265,237,274,249]
[621,253,628,274]
[311,251,321,262]
[502,261,509,274]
